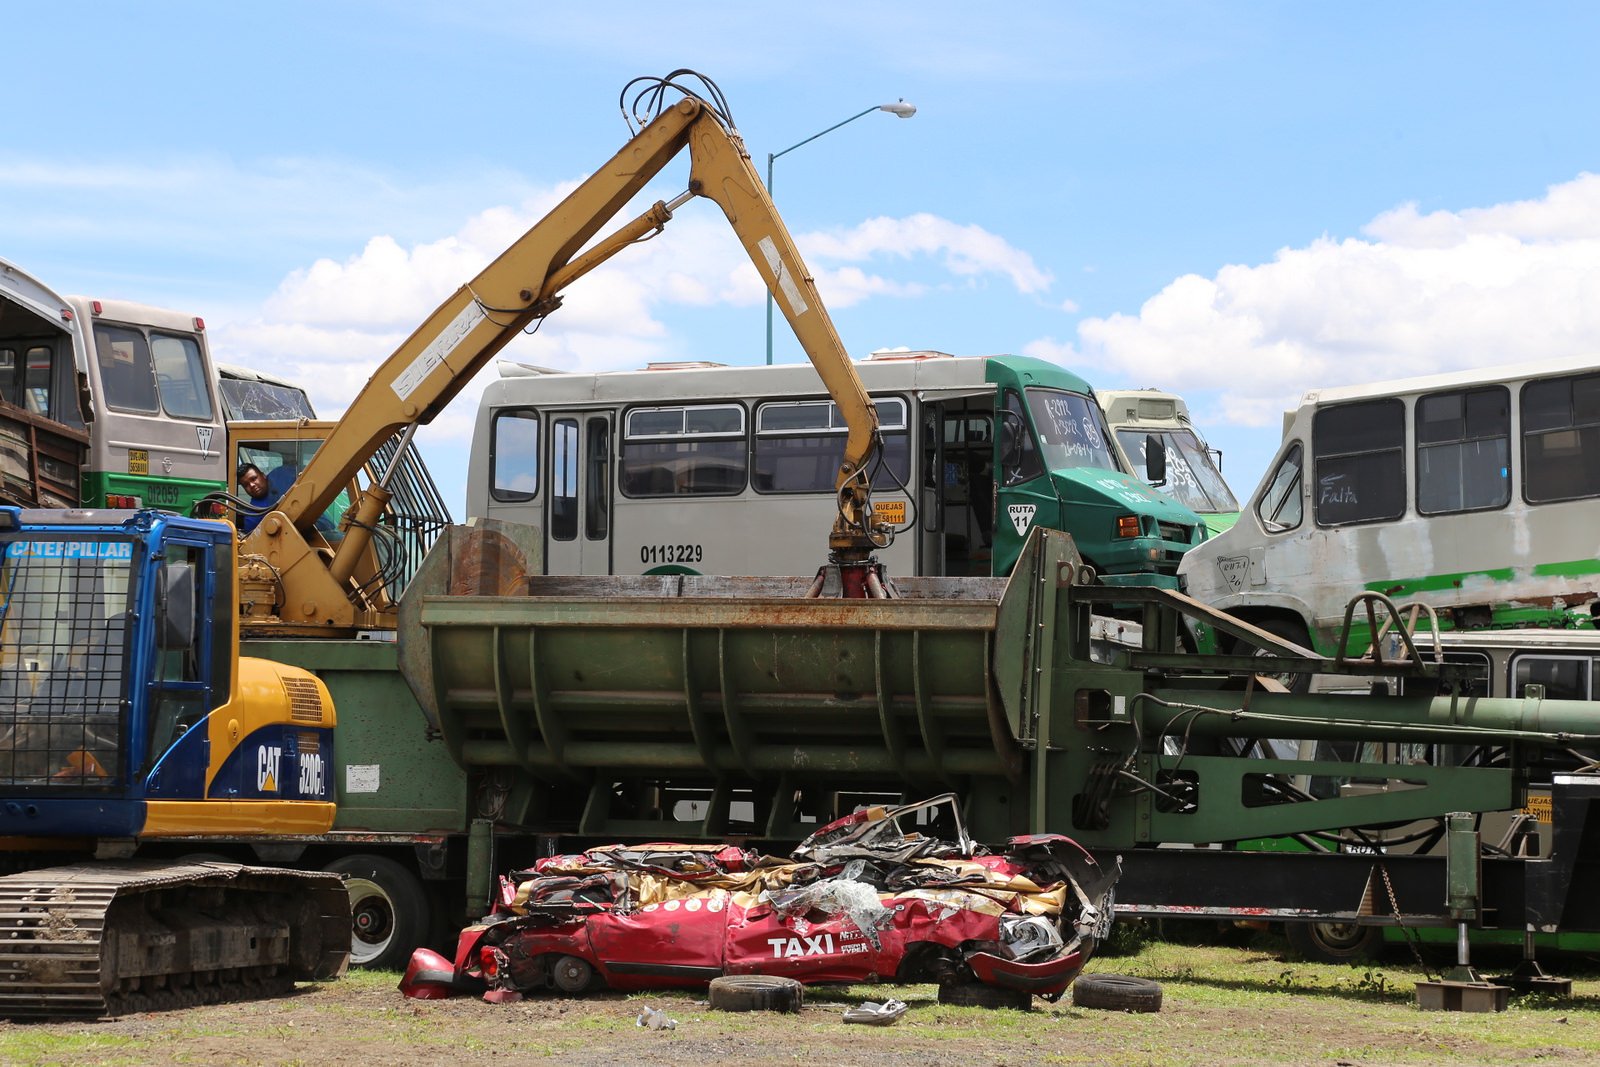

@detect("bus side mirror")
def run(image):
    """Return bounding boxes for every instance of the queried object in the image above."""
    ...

[1145,434,1167,486]
[157,562,195,650]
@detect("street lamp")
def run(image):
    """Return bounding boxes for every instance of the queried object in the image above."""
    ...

[764,99,917,365]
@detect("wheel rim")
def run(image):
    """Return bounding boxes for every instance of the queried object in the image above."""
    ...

[344,877,397,965]
[552,954,592,993]
[1310,921,1366,951]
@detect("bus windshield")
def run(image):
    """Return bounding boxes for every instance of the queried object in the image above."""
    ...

[1116,428,1240,514]
[1026,388,1120,472]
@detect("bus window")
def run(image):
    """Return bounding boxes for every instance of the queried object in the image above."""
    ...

[149,334,213,420]
[619,404,746,497]
[1000,392,1044,486]
[490,409,540,502]
[1313,399,1405,526]
[95,325,160,414]
[1255,443,1304,533]
[585,417,609,540]
[1522,372,1600,503]
[23,345,54,415]
[1511,655,1596,700]
[753,397,908,493]
[1416,386,1510,515]
[0,347,14,406]
[551,418,579,541]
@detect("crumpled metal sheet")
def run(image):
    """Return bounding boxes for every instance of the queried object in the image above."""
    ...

[766,878,892,949]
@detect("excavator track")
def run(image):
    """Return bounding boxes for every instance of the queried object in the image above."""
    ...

[0,860,350,1018]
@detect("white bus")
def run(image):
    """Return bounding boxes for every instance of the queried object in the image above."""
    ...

[1098,389,1240,535]
[467,351,1207,581]
[1180,355,1600,655]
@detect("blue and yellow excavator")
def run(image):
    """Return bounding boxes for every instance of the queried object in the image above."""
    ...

[0,505,348,1016]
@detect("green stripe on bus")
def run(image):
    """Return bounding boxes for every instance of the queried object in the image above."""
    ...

[1363,567,1518,597]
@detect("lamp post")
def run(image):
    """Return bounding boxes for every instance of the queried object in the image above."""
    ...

[764,99,917,365]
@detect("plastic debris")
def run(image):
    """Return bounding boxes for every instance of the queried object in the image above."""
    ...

[636,1005,678,1031]
[842,998,908,1025]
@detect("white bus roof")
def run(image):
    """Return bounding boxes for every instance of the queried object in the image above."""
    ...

[487,353,1022,406]
[67,296,204,335]
[1298,353,1600,409]
[0,256,74,323]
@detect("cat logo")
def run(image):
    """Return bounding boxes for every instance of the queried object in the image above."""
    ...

[1007,503,1037,536]
[256,745,282,792]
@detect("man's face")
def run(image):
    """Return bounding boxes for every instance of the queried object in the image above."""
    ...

[240,468,269,500]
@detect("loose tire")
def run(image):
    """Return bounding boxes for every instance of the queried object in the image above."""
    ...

[324,854,428,971]
[937,982,1032,1010]
[1072,974,1163,1013]
[1235,616,1315,695]
[707,975,804,1013]
[1284,920,1383,963]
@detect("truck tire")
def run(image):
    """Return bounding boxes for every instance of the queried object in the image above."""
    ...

[1072,974,1163,1012]
[937,982,1032,1010]
[324,854,428,971]
[707,975,804,1013]
[1284,920,1382,963]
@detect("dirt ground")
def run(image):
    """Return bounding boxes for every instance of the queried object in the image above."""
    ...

[8,962,1600,1067]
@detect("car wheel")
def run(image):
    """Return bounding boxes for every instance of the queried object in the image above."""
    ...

[1071,974,1163,1012]
[550,954,595,994]
[1235,616,1315,694]
[1284,920,1383,963]
[323,854,428,971]
[707,975,804,1013]
[937,982,1032,1010]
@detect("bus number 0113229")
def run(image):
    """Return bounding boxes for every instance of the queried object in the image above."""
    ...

[641,544,703,565]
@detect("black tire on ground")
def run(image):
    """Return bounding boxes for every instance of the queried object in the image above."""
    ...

[1072,973,1163,1012]
[937,982,1032,1010]
[323,854,429,971]
[1235,616,1315,695]
[707,975,805,1013]
[1284,920,1383,963]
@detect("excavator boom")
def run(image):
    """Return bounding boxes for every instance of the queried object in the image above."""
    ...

[243,83,888,629]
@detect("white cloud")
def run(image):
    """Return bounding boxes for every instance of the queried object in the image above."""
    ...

[804,213,1054,294]
[1028,173,1600,428]
[218,195,1044,436]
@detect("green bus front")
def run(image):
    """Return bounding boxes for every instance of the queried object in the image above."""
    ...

[984,357,1206,585]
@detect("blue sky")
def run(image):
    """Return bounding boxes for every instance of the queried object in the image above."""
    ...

[6,2,1600,514]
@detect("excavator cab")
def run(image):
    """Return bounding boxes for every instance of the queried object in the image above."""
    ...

[0,506,336,839]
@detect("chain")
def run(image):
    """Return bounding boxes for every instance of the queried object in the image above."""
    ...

[1378,859,1439,982]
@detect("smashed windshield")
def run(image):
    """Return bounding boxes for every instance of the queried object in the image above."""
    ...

[1116,428,1240,514]
[1025,389,1120,472]
[219,378,317,421]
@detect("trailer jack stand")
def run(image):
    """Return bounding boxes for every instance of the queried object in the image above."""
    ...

[1489,928,1572,997]
[1415,922,1509,1013]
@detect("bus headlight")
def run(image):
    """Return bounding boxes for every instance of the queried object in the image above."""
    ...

[1115,514,1143,539]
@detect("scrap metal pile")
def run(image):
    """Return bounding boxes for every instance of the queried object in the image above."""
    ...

[402,795,1118,1006]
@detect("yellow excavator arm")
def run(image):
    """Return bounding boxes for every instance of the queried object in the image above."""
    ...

[241,83,890,629]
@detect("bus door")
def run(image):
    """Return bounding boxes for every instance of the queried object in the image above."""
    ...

[545,411,613,575]
[921,395,997,577]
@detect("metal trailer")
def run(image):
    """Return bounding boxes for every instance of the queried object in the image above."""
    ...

[221,521,1600,981]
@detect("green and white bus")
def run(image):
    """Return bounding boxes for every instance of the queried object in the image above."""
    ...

[1098,388,1240,535]
[1,256,323,515]
[468,351,1207,581]
[1180,355,1600,655]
